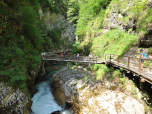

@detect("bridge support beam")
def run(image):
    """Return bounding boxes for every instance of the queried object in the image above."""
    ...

[140,81,143,89]
[140,78,144,89]
[123,71,125,78]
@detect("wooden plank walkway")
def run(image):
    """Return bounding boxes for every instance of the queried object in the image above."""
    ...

[42,54,152,84]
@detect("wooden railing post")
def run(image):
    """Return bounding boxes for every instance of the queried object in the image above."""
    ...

[110,55,111,62]
[139,57,141,74]
[128,57,130,69]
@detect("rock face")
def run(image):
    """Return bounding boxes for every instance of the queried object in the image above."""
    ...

[103,0,151,34]
[39,7,75,53]
[0,61,46,114]
[0,82,32,114]
[26,61,46,96]
[87,90,144,114]
[51,66,146,114]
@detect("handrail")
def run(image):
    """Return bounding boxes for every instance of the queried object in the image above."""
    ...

[44,54,152,77]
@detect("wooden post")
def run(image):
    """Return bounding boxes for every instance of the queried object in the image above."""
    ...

[128,57,130,69]
[110,55,111,62]
[139,58,141,74]
[140,78,144,89]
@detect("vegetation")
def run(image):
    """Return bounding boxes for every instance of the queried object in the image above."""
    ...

[89,64,110,80]
[67,0,139,55]
[93,30,137,56]
[72,41,83,54]
[39,0,68,15]
[0,0,67,95]
[104,0,151,34]
[148,47,152,55]
[143,61,150,67]
[112,69,122,78]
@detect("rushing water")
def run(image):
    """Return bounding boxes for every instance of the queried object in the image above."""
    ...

[31,64,72,114]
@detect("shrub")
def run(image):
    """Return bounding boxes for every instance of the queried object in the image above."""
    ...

[92,64,102,71]
[95,64,109,80]
[112,69,122,78]
[119,78,125,84]
[87,66,92,70]
[148,47,152,55]
[72,41,83,54]
[143,61,150,67]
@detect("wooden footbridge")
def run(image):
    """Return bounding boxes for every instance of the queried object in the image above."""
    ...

[42,54,152,84]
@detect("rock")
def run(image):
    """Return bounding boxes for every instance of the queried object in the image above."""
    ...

[87,91,145,114]
[78,66,83,69]
[39,7,75,53]
[51,110,61,114]
[51,66,148,114]
[0,82,32,114]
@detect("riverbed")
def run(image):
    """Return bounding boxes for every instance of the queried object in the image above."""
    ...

[31,63,71,114]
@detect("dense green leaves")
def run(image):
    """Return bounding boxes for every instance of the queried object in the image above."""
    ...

[0,0,51,90]
[74,0,111,38]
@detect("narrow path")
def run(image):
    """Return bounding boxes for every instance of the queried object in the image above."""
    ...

[43,54,152,84]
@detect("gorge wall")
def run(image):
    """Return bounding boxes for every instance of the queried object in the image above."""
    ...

[51,65,150,114]
[39,7,76,53]
[0,0,75,113]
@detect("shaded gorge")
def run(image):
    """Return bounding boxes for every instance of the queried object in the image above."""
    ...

[31,63,72,114]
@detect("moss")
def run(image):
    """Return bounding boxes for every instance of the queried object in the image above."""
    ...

[148,47,152,55]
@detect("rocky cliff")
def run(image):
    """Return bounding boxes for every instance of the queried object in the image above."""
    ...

[51,65,150,114]
[0,82,32,114]
[0,61,46,114]
[103,0,152,34]
[39,7,76,53]
[26,61,46,96]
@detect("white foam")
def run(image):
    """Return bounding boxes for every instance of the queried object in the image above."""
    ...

[31,81,62,114]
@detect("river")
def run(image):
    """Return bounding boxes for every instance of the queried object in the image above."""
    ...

[31,63,72,114]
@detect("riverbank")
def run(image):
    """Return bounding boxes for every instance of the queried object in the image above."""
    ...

[51,63,151,114]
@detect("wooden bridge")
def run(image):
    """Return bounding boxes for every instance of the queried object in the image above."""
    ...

[42,54,152,84]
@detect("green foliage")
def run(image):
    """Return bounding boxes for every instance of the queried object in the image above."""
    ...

[72,41,83,54]
[39,0,68,15]
[112,69,122,78]
[148,47,152,54]
[92,64,110,80]
[75,0,111,39]
[123,62,127,65]
[104,0,151,34]
[91,30,137,56]
[47,28,64,50]
[119,78,125,84]
[87,75,91,79]
[87,66,91,70]
[130,80,137,95]
[67,0,79,23]
[92,64,102,70]
[0,0,52,91]
[143,61,150,67]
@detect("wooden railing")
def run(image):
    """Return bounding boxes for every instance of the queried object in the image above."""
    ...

[45,55,102,63]
[104,54,152,76]
[43,54,152,80]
